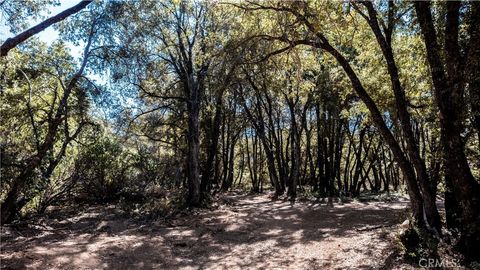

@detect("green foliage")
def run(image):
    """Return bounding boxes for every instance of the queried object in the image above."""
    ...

[73,133,128,201]
[0,0,59,32]
[1,4,479,258]
[0,39,91,208]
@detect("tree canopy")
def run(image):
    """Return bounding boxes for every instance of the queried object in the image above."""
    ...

[1,0,479,265]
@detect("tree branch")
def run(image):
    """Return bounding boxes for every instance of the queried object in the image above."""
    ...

[1,0,92,56]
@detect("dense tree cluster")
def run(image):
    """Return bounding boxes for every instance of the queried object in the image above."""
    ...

[1,0,479,262]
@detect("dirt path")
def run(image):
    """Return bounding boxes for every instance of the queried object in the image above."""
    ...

[1,193,411,269]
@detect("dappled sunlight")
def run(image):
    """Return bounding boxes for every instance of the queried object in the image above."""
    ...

[1,193,407,269]
[1,0,478,267]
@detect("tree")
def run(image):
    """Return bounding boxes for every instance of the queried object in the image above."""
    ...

[414,1,480,259]
[95,0,224,206]
[352,0,441,233]
[233,0,427,228]
[0,29,95,223]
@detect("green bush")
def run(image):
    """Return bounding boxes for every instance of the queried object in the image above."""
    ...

[73,135,129,202]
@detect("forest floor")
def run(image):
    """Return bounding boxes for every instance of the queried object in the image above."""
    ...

[1,192,420,269]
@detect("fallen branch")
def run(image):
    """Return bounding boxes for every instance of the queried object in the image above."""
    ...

[355,224,393,232]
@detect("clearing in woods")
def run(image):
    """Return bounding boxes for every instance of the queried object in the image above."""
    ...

[1,193,411,269]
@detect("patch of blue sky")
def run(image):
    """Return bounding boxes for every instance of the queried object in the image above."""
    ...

[1,1,146,123]
[1,1,77,39]
[1,1,83,57]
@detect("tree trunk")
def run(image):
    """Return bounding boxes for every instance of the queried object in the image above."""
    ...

[362,1,441,232]
[415,2,480,259]
[287,98,299,201]
[466,2,480,144]
[186,80,201,206]
[201,92,223,195]
[312,33,426,227]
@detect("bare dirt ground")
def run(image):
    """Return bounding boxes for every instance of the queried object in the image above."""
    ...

[1,193,414,270]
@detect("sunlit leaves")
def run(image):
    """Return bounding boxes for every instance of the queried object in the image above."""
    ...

[0,39,90,162]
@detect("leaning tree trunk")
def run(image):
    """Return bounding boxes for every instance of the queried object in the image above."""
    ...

[309,32,426,227]
[0,36,92,223]
[362,2,442,233]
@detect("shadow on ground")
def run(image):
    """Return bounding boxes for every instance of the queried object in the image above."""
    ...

[1,193,410,269]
